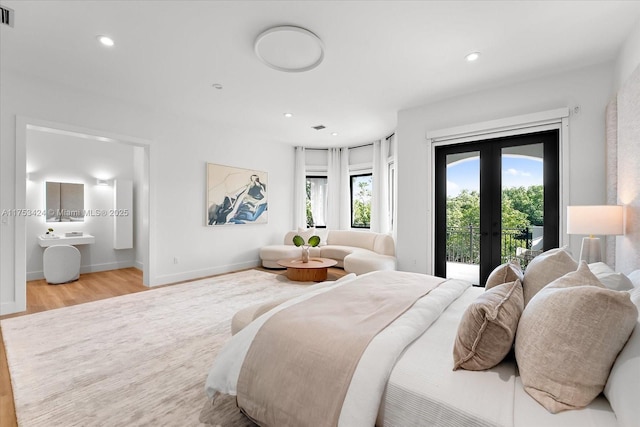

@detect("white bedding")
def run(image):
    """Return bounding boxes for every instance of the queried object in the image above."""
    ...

[205,272,470,426]
[382,286,617,427]
[206,272,619,427]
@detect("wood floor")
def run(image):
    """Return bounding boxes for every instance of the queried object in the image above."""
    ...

[0,266,345,426]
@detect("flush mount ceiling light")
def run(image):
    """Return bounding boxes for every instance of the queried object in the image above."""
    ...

[331,132,339,137]
[254,25,324,72]
[283,112,293,118]
[465,51,480,62]
[97,35,115,47]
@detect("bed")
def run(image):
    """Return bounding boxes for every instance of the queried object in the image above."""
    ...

[204,256,639,427]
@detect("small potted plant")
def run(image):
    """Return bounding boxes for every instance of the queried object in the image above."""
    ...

[292,234,320,263]
[45,227,54,237]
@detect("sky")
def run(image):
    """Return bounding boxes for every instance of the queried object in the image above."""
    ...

[447,155,543,197]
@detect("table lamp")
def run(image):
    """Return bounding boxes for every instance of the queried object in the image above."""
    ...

[566,205,624,263]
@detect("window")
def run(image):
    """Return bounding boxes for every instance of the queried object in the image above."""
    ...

[388,161,396,231]
[350,173,372,228]
[306,176,327,228]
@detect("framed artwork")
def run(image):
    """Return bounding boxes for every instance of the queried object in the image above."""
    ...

[206,163,268,226]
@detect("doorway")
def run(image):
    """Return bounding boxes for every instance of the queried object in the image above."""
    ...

[12,116,153,314]
[434,130,559,285]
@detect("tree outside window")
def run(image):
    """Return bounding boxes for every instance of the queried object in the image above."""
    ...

[351,173,372,228]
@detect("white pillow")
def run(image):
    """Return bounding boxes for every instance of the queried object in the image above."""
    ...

[314,228,329,246]
[604,285,640,427]
[296,227,317,245]
[588,262,634,291]
[628,270,640,288]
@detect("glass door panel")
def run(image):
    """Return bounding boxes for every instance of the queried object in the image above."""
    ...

[501,144,544,269]
[445,152,480,285]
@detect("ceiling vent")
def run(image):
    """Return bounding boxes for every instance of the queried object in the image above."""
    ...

[312,125,326,130]
[1,5,14,27]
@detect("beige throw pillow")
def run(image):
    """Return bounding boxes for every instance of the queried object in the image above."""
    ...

[485,260,523,290]
[515,262,638,413]
[453,279,524,371]
[522,247,577,306]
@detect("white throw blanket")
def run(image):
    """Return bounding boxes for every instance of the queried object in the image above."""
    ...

[205,272,470,426]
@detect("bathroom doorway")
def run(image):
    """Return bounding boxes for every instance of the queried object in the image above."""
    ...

[15,117,153,312]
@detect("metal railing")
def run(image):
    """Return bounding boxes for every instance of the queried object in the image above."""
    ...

[446,226,536,268]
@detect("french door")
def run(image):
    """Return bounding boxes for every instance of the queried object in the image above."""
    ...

[434,130,559,286]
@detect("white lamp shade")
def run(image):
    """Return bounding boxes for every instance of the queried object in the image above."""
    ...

[566,205,624,236]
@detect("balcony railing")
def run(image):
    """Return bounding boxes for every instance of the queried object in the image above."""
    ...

[446,226,539,269]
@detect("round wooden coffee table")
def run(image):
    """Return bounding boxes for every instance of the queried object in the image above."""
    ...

[277,257,338,282]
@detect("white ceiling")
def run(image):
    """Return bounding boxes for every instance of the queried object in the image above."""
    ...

[2,1,640,148]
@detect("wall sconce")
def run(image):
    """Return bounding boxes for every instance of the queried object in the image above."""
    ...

[96,179,110,186]
[567,205,624,263]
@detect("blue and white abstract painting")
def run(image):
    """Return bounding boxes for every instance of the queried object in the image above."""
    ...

[206,163,268,226]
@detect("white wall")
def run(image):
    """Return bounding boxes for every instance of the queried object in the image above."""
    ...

[613,19,640,274]
[396,62,615,274]
[614,19,640,91]
[25,130,136,279]
[1,70,294,314]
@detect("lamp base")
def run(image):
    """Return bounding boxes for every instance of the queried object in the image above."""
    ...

[579,237,602,263]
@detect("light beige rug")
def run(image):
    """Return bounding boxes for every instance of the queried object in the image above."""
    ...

[1,270,307,426]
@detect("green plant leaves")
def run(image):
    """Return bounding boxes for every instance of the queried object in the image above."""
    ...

[292,235,304,247]
[308,235,320,247]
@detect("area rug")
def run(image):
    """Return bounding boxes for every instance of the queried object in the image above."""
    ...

[1,270,308,426]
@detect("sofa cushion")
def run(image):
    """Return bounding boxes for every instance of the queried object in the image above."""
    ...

[320,245,356,261]
[373,234,396,256]
[516,262,638,413]
[485,260,523,290]
[522,247,577,306]
[327,230,377,251]
[453,279,524,371]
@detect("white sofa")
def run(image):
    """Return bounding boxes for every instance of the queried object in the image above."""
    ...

[260,229,396,275]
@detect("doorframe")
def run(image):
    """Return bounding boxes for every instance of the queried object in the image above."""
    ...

[425,108,570,276]
[13,115,156,313]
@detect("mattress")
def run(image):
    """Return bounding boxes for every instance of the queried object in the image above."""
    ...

[378,286,618,427]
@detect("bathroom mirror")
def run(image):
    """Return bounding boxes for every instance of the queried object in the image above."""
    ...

[45,182,84,222]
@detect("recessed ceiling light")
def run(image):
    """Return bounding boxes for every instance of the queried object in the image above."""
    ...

[97,35,115,47]
[331,132,338,136]
[283,113,293,118]
[211,83,223,90]
[465,52,480,62]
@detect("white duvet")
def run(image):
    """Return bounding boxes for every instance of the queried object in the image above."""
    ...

[205,272,471,426]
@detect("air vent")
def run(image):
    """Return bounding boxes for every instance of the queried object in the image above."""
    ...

[1,5,14,27]
[312,125,326,130]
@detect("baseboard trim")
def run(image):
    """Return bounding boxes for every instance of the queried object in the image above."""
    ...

[1,300,25,316]
[150,260,261,287]
[27,261,136,281]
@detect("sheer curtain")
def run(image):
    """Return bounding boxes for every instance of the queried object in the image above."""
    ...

[293,146,306,229]
[326,147,351,230]
[371,139,390,233]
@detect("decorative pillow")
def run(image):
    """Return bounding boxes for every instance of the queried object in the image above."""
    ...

[485,260,523,290]
[521,247,577,306]
[515,261,638,413]
[453,279,524,371]
[296,227,317,244]
[604,285,640,427]
[588,262,634,291]
[315,228,329,246]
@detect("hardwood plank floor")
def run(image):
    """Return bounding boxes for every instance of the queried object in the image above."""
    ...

[0,266,345,426]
